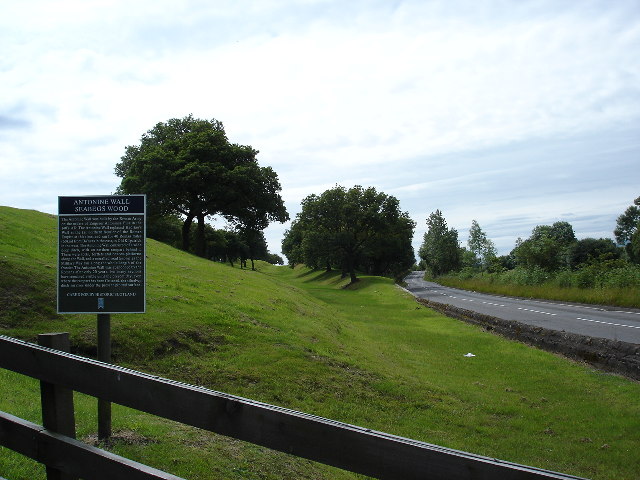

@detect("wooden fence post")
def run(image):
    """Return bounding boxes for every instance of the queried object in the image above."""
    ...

[38,333,77,480]
[97,314,112,441]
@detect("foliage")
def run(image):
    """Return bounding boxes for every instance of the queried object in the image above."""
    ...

[614,196,640,263]
[281,185,415,282]
[264,253,284,265]
[467,220,497,270]
[115,114,287,257]
[567,238,620,270]
[614,196,640,245]
[146,214,183,249]
[418,210,461,276]
[512,221,576,271]
[440,261,640,307]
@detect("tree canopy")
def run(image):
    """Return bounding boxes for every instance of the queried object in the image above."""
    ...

[512,221,576,271]
[115,115,288,257]
[615,196,640,263]
[282,185,415,282]
[418,210,461,276]
[467,220,497,269]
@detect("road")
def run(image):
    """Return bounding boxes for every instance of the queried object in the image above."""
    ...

[404,271,640,344]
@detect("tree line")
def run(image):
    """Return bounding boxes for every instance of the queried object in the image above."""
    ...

[114,114,638,286]
[417,197,640,289]
[115,115,288,269]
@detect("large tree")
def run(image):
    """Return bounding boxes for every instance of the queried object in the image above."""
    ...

[115,115,287,257]
[418,210,461,276]
[282,185,415,282]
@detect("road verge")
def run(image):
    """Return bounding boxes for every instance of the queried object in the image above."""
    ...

[415,297,640,381]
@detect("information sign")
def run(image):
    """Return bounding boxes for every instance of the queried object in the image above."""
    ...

[57,195,146,313]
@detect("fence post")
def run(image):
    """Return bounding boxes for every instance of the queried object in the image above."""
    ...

[97,313,112,441]
[38,333,77,480]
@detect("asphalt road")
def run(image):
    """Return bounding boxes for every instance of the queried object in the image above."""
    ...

[404,271,640,344]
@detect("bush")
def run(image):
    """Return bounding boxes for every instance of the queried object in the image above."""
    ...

[553,269,575,288]
[500,266,549,286]
[599,265,640,289]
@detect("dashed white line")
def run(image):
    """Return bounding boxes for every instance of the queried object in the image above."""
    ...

[482,301,505,307]
[517,307,556,316]
[576,317,640,329]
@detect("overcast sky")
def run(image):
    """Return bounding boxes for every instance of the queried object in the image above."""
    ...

[2,0,639,258]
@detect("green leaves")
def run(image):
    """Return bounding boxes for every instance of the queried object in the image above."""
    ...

[282,186,415,281]
[419,210,461,276]
[114,115,287,257]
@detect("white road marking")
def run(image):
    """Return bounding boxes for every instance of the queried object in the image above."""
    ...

[576,317,640,329]
[517,307,556,316]
[482,301,505,307]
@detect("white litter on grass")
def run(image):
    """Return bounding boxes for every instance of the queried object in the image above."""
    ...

[463,353,476,357]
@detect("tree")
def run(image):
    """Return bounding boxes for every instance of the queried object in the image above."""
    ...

[418,210,461,276]
[115,115,287,257]
[265,253,284,265]
[467,220,497,270]
[568,238,620,269]
[513,221,577,271]
[226,165,289,270]
[282,185,415,282]
[614,196,640,263]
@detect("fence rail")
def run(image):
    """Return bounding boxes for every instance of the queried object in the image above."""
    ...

[0,335,587,480]
[0,411,183,480]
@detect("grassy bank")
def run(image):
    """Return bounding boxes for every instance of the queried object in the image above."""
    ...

[437,267,640,308]
[1,206,639,479]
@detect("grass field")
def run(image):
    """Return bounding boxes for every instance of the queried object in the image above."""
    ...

[1,206,639,479]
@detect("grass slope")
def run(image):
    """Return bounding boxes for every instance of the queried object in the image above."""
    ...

[1,206,639,480]
[437,274,640,308]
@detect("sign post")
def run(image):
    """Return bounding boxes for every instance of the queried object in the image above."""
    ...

[57,195,146,441]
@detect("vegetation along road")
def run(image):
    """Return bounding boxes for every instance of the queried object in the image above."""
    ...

[404,271,640,344]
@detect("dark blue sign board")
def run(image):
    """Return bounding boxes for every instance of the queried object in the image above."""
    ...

[57,195,146,314]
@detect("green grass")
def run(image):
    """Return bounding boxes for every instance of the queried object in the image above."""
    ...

[1,206,640,480]
[437,269,640,308]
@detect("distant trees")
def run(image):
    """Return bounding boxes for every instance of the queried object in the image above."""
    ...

[418,210,461,276]
[146,217,283,268]
[512,221,576,271]
[282,185,415,282]
[115,115,288,258]
[417,198,640,297]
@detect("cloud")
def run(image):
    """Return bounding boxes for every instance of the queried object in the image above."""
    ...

[0,115,31,131]
[2,0,639,259]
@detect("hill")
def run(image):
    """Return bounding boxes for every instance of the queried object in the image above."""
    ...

[1,206,639,480]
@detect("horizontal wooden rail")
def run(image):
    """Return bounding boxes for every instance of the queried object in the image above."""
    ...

[0,411,184,480]
[0,335,587,480]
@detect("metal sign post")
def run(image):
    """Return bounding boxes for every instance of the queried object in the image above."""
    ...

[57,195,146,441]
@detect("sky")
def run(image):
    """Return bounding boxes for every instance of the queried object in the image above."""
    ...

[2,0,639,259]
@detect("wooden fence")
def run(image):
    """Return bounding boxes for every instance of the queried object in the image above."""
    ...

[0,334,587,480]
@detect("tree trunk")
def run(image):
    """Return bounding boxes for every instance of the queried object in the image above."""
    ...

[181,214,195,252]
[195,213,206,257]
[347,255,358,284]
